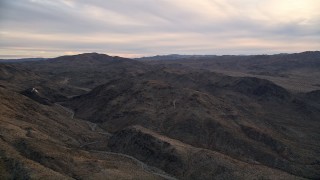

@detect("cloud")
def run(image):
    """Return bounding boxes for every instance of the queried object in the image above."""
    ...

[0,0,319,58]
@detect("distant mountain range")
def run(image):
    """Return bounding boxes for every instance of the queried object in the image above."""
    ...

[0,57,47,63]
[135,51,320,61]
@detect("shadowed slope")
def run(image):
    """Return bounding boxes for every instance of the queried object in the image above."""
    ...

[66,69,320,179]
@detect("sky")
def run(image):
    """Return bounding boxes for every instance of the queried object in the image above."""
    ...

[0,0,320,58]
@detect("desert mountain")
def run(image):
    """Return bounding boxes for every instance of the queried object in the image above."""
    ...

[20,53,150,90]
[1,52,319,179]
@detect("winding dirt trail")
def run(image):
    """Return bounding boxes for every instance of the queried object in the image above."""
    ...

[54,103,75,119]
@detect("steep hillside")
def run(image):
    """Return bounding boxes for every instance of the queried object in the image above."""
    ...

[66,68,320,179]
[0,87,168,179]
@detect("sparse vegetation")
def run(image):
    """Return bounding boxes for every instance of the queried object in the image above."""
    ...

[0,52,319,179]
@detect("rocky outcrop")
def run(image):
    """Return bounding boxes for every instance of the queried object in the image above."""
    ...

[108,126,183,177]
[241,125,290,155]
[21,88,52,105]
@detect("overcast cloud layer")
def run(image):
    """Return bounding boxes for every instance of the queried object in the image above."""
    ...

[0,0,319,58]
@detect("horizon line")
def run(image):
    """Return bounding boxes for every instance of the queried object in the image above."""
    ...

[1,50,319,60]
